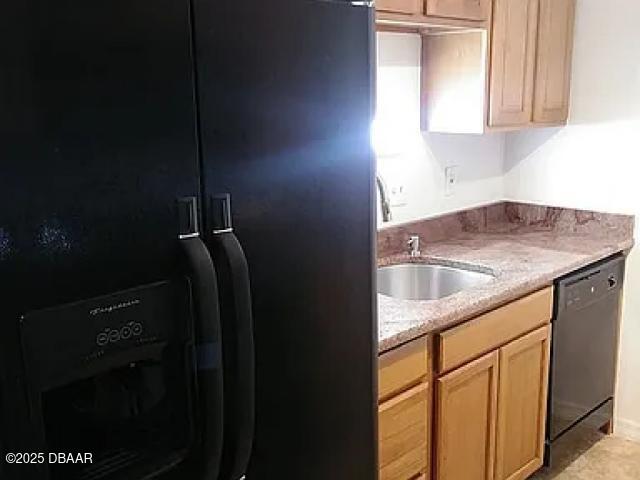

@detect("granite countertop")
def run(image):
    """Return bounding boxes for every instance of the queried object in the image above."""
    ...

[377,202,635,353]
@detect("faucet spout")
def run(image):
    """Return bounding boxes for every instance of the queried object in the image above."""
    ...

[376,173,392,223]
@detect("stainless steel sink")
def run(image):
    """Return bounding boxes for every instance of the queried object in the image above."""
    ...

[377,263,494,301]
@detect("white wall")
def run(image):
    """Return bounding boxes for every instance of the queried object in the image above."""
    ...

[375,32,505,227]
[504,0,640,441]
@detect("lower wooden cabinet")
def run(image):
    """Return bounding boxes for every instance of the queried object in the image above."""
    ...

[436,351,499,480]
[495,326,551,480]
[378,337,431,480]
[378,289,553,480]
[379,382,430,480]
[379,336,430,402]
[435,324,552,480]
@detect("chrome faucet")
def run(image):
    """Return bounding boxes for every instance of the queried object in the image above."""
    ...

[376,173,392,223]
[408,235,421,257]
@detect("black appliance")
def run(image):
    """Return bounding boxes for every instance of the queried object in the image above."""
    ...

[0,0,377,479]
[545,254,625,466]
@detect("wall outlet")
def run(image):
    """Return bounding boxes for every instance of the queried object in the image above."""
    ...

[444,166,459,197]
[389,183,408,207]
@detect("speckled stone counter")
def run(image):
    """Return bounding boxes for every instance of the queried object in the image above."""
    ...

[377,202,634,353]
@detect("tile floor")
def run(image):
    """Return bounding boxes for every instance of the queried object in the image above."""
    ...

[532,430,640,480]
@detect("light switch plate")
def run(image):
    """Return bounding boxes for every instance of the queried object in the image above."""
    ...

[389,183,407,207]
[445,166,458,197]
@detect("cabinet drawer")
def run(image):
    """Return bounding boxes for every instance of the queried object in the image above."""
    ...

[426,0,491,21]
[437,287,552,373]
[379,382,430,480]
[379,336,430,402]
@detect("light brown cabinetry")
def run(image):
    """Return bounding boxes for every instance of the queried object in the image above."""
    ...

[421,30,488,134]
[420,0,576,132]
[378,337,431,480]
[380,383,430,480]
[434,288,553,480]
[532,0,576,124]
[376,0,491,29]
[495,326,551,480]
[489,0,576,128]
[378,288,553,480]
[426,0,491,22]
[437,287,553,373]
[436,351,499,480]
[379,336,430,402]
[377,0,423,15]
[488,0,539,127]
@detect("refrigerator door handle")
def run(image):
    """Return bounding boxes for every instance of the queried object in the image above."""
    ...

[178,197,224,480]
[208,194,255,480]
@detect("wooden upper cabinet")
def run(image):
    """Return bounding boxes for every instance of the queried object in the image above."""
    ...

[495,325,551,480]
[376,0,423,15]
[435,351,499,480]
[426,0,491,21]
[533,0,576,124]
[489,0,539,127]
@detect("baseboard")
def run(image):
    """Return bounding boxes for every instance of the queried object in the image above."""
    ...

[615,417,640,442]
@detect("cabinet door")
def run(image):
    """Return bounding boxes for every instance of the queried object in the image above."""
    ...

[533,0,576,124]
[379,382,430,480]
[426,0,491,21]
[435,351,499,480]
[488,0,539,127]
[377,0,423,15]
[495,326,551,480]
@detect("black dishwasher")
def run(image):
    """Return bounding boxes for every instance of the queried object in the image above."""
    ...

[545,254,625,466]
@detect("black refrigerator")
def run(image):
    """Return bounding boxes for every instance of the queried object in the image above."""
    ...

[0,0,377,479]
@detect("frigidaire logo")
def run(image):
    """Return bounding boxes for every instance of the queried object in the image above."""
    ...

[89,299,141,316]
[96,321,143,347]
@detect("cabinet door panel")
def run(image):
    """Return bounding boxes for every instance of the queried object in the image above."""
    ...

[379,382,430,480]
[436,351,499,480]
[377,0,423,15]
[489,0,539,127]
[495,326,551,480]
[426,0,490,21]
[533,0,576,124]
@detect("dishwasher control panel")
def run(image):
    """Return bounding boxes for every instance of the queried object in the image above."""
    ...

[562,258,624,311]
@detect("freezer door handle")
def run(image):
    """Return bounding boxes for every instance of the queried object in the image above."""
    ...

[179,197,224,480]
[208,194,255,480]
